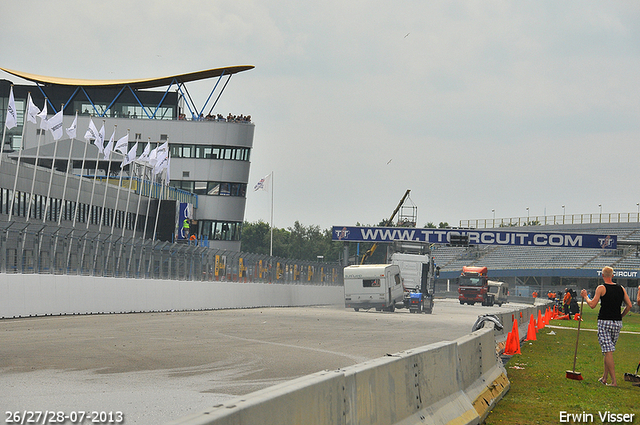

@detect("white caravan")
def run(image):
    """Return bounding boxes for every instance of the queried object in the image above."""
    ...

[344,264,404,312]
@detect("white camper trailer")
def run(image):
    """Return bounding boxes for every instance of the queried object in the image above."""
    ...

[343,264,404,312]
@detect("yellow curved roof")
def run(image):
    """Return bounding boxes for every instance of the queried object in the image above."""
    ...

[0,65,254,89]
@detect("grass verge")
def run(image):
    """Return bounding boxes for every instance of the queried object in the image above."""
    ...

[484,307,640,424]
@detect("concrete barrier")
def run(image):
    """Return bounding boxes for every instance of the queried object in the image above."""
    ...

[0,274,344,318]
[166,315,532,425]
[168,303,555,425]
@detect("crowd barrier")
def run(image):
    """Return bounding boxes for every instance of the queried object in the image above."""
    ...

[167,303,548,425]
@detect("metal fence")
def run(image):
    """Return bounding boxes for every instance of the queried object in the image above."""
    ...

[0,224,344,285]
[461,212,640,229]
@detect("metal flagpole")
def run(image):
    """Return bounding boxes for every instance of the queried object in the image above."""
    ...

[58,115,77,226]
[128,161,146,276]
[103,130,129,271]
[86,121,106,230]
[42,104,64,224]
[116,144,137,272]
[148,167,167,275]
[138,160,156,276]
[0,85,16,164]
[25,98,48,222]
[270,171,274,257]
[8,92,32,222]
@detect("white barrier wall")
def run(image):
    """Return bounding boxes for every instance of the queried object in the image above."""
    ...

[0,274,344,318]
[167,320,526,425]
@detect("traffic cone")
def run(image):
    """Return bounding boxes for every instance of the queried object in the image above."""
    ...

[510,319,521,354]
[525,314,537,341]
[537,310,544,330]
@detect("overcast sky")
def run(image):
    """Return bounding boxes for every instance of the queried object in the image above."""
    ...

[3,1,640,230]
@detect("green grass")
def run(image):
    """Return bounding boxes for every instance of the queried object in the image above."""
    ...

[484,308,640,424]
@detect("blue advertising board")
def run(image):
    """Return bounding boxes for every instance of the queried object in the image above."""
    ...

[331,226,617,249]
[177,202,193,240]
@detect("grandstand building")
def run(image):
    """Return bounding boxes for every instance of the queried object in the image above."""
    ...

[0,66,254,252]
[433,220,640,297]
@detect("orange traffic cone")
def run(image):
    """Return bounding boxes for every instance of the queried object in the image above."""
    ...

[506,318,521,354]
[525,314,537,341]
[504,329,521,355]
[537,310,544,330]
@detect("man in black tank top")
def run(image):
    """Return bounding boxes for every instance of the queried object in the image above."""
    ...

[581,266,632,387]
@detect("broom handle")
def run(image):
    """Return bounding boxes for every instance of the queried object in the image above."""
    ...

[572,298,585,372]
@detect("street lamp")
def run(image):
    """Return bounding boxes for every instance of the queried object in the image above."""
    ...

[599,204,602,214]
[562,205,565,216]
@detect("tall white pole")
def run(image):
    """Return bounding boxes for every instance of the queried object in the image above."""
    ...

[87,121,106,229]
[8,92,32,222]
[270,171,274,257]
[58,128,76,226]
[25,98,48,222]
[42,104,63,223]
[0,85,14,164]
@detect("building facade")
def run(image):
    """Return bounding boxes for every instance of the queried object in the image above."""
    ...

[0,66,254,251]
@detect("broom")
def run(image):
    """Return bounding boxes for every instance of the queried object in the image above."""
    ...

[566,297,585,380]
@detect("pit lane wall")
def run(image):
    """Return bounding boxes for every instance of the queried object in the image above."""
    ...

[168,304,547,425]
[0,274,344,318]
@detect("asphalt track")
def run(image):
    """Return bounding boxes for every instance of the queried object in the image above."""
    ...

[0,299,519,424]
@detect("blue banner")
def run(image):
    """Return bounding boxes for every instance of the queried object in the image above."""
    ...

[331,226,617,249]
[177,203,193,240]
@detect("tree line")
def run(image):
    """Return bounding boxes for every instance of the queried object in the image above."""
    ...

[241,220,451,263]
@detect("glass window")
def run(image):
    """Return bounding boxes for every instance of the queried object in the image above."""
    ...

[194,181,208,195]
[182,145,194,158]
[207,183,220,195]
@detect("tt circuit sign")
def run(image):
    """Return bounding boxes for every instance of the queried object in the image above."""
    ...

[332,226,617,249]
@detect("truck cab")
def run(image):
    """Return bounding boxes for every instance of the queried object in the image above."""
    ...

[457,266,507,307]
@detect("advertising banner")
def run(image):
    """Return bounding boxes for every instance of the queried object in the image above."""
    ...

[331,226,617,249]
[177,203,193,240]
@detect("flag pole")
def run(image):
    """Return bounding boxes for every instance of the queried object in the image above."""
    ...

[0,85,15,164]
[95,126,115,233]
[148,167,167,276]
[25,97,48,222]
[128,160,146,276]
[270,171,274,257]
[42,104,63,223]
[116,143,137,271]
[8,92,32,222]
[86,121,106,229]
[58,112,78,226]
[104,130,129,270]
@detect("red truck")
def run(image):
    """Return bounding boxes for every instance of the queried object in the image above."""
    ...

[457,266,508,307]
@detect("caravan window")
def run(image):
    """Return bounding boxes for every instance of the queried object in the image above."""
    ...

[363,279,380,288]
[394,274,401,286]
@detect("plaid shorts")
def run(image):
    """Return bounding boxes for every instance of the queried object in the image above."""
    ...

[597,320,623,353]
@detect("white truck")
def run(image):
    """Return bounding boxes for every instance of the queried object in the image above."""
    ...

[391,252,436,314]
[344,264,404,312]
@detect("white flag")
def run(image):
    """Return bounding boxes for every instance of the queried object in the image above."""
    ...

[254,173,272,191]
[65,112,78,139]
[5,86,17,129]
[114,133,129,155]
[139,142,151,162]
[26,95,41,124]
[97,123,105,150]
[37,101,48,130]
[84,118,98,141]
[103,133,114,160]
[153,150,169,176]
[121,142,138,168]
[48,110,64,141]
